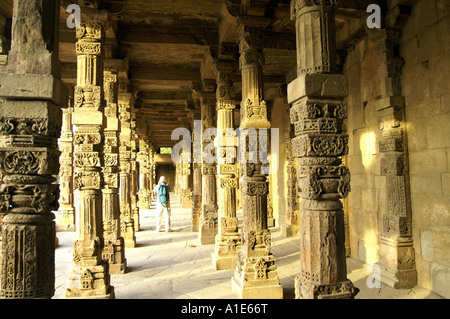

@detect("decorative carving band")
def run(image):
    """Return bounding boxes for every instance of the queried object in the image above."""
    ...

[297,165,351,200]
[76,42,101,56]
[291,134,349,158]
[74,85,102,109]
[0,148,60,176]
[0,118,61,138]
[74,152,101,168]
[74,171,101,190]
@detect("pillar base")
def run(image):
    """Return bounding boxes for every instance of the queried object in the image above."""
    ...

[281,224,300,238]
[231,275,283,299]
[378,263,417,289]
[124,237,136,248]
[65,287,115,299]
[103,238,127,274]
[109,260,127,274]
[65,263,115,299]
[199,223,217,245]
[212,253,237,270]
[212,234,241,270]
[133,211,140,232]
[378,236,417,289]
[199,233,215,245]
[232,254,283,299]
[295,275,358,299]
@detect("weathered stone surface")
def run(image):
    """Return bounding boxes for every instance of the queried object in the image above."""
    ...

[65,17,115,299]
[231,20,282,299]
[0,0,63,300]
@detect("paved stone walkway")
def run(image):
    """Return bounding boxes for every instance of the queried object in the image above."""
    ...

[54,195,443,299]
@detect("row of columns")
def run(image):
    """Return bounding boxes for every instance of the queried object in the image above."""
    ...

[0,0,373,299]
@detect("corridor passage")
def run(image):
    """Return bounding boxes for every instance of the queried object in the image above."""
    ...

[53,195,441,299]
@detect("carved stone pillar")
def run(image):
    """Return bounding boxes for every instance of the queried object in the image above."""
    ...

[65,10,115,299]
[102,68,126,274]
[56,104,76,231]
[180,150,192,209]
[288,0,357,299]
[212,59,241,270]
[198,85,218,245]
[130,115,140,231]
[149,149,155,202]
[231,23,283,299]
[191,103,202,231]
[118,92,136,248]
[368,5,416,289]
[137,139,150,209]
[281,126,300,238]
[0,0,63,299]
[191,163,202,231]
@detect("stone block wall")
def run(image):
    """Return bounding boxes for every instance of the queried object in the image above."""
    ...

[400,0,450,298]
[344,36,385,266]
[344,0,450,298]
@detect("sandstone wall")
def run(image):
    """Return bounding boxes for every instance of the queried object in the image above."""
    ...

[344,0,450,298]
[400,0,450,298]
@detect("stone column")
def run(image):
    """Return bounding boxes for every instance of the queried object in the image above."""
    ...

[180,150,192,209]
[212,59,241,270]
[198,84,218,245]
[191,100,202,231]
[149,148,155,202]
[56,103,76,231]
[281,125,300,238]
[231,23,283,299]
[368,5,416,289]
[288,0,358,299]
[118,92,136,248]
[0,0,64,299]
[102,68,126,274]
[137,139,150,209]
[191,163,202,231]
[130,115,140,231]
[65,9,115,299]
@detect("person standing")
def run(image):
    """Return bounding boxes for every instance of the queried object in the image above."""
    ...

[153,176,172,232]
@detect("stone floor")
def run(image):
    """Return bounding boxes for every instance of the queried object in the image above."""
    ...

[54,195,443,299]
